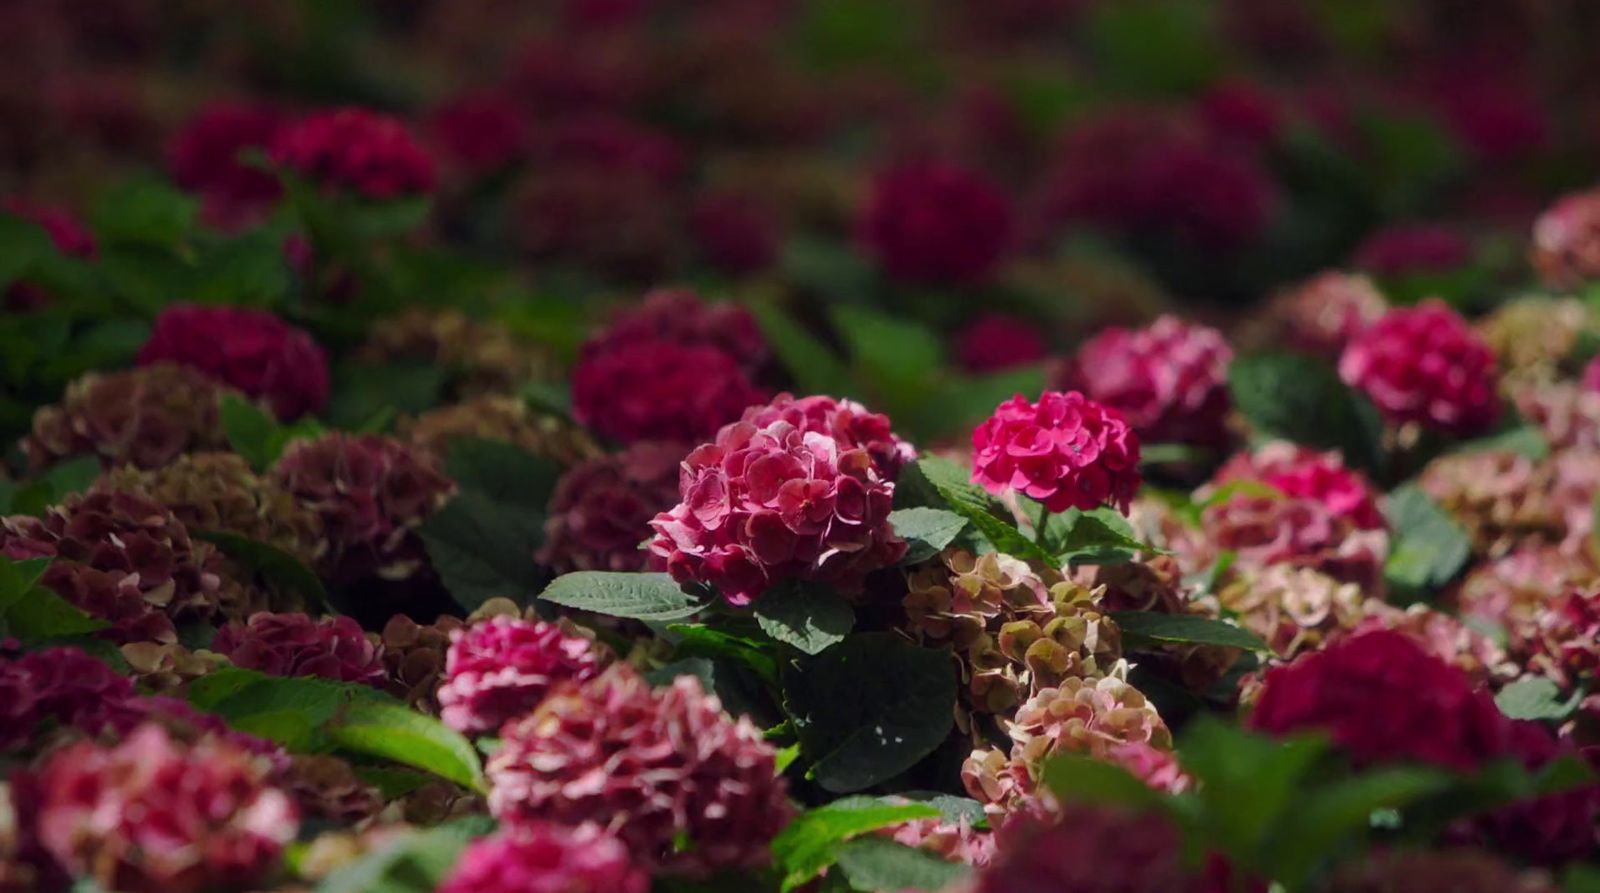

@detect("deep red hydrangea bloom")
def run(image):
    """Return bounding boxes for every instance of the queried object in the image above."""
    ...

[1249,629,1510,771]
[269,434,455,585]
[0,646,137,751]
[438,617,606,735]
[0,660,34,751]
[32,723,297,893]
[971,391,1142,514]
[488,666,793,876]
[538,441,685,574]
[690,192,780,276]
[439,824,648,893]
[1474,720,1600,866]
[739,393,916,479]
[166,100,286,228]
[137,304,330,420]
[581,289,768,373]
[212,612,387,686]
[1534,188,1600,290]
[1198,80,1283,148]
[957,313,1048,374]
[857,160,1015,285]
[975,807,1220,893]
[271,107,436,199]
[1353,224,1471,277]
[1338,300,1501,435]
[1211,442,1384,530]
[428,91,530,175]
[572,339,766,444]
[649,412,906,604]
[1059,315,1233,448]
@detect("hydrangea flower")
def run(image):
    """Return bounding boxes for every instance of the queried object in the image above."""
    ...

[956,313,1048,374]
[403,396,599,469]
[689,193,781,276]
[1245,271,1387,359]
[972,806,1216,893]
[166,99,286,228]
[571,339,766,444]
[739,393,916,479]
[581,288,767,373]
[1338,300,1500,436]
[427,91,530,176]
[212,612,388,686]
[437,616,606,735]
[1532,187,1600,290]
[538,441,684,574]
[23,364,234,473]
[857,160,1014,285]
[1353,224,1471,278]
[439,824,648,893]
[1059,315,1234,448]
[971,391,1142,514]
[1212,441,1384,530]
[271,107,435,199]
[137,304,329,420]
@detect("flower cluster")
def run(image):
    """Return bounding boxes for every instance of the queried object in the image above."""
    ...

[1532,187,1600,290]
[856,160,1015,285]
[572,340,767,444]
[437,616,607,735]
[271,107,436,199]
[357,308,558,399]
[957,313,1049,374]
[402,395,600,468]
[739,392,916,479]
[1059,315,1234,448]
[1476,297,1597,385]
[487,666,793,876]
[1338,300,1501,435]
[23,364,234,473]
[0,646,135,751]
[438,825,649,893]
[1419,449,1563,558]
[971,391,1142,514]
[1212,441,1384,530]
[212,612,388,686]
[581,289,767,373]
[427,91,530,176]
[1244,271,1388,358]
[137,304,329,420]
[166,100,286,228]
[538,441,685,574]
[649,411,906,605]
[1196,485,1389,592]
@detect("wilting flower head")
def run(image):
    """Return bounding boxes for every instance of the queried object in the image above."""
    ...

[971,391,1142,514]
[279,754,382,825]
[31,723,297,893]
[358,308,558,399]
[137,304,329,420]
[212,612,387,685]
[1242,271,1387,359]
[1212,441,1384,530]
[690,193,780,276]
[1219,564,1368,658]
[538,441,684,574]
[649,412,905,604]
[1060,315,1233,448]
[2,491,230,643]
[427,91,530,176]
[403,396,599,468]
[1328,848,1557,893]
[271,107,436,199]
[1418,449,1560,558]
[488,666,793,876]
[1249,629,1509,770]
[438,616,607,735]
[973,806,1215,893]
[439,824,648,893]
[1354,224,1472,278]
[572,339,766,444]
[1338,299,1501,436]
[581,288,768,373]
[269,434,455,585]
[857,159,1014,285]
[740,393,916,479]
[380,612,468,713]
[166,99,286,228]
[23,363,234,473]
[957,313,1048,374]
[1533,188,1600,290]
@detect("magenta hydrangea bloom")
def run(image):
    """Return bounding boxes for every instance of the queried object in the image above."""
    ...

[648,413,906,605]
[581,288,768,373]
[271,107,436,199]
[538,441,685,574]
[212,612,388,686]
[439,825,648,893]
[973,806,1217,893]
[137,303,330,420]
[1060,315,1233,448]
[1353,223,1471,278]
[971,391,1142,514]
[857,160,1015,285]
[957,313,1048,375]
[739,392,916,479]
[427,91,530,176]
[32,723,298,893]
[1338,299,1500,436]
[488,666,793,876]
[1210,442,1384,531]
[572,339,767,444]
[438,616,606,735]
[166,99,286,228]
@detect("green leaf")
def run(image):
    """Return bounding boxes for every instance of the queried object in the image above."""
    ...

[829,305,942,394]
[753,581,855,655]
[1496,676,1584,721]
[913,455,1054,565]
[834,838,967,892]
[326,361,446,430]
[1228,353,1385,476]
[784,633,955,792]
[7,454,103,516]
[92,177,197,248]
[188,667,397,751]
[1045,506,1161,564]
[667,623,782,684]
[327,701,487,793]
[193,229,291,306]
[770,796,942,892]
[193,530,330,614]
[889,507,968,564]
[0,556,52,611]
[1450,425,1550,461]
[444,438,562,511]
[899,793,986,828]
[1177,718,1329,857]
[419,493,548,612]
[750,302,856,398]
[221,394,282,471]
[1110,611,1268,651]
[539,571,707,621]
[1565,865,1600,893]
[646,656,718,689]
[1268,767,1455,888]
[0,212,54,288]
[1042,753,1171,811]
[1383,485,1473,594]
[4,586,109,641]
[315,816,493,893]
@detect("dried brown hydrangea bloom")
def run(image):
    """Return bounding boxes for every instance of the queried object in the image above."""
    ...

[119,641,227,696]
[280,754,383,824]
[1476,296,1598,384]
[357,308,557,398]
[401,395,600,468]
[903,549,1121,731]
[98,452,325,569]
[22,363,234,473]
[1513,381,1600,454]
[1235,270,1387,359]
[379,613,469,713]
[1218,564,1368,659]
[1090,556,1241,691]
[1418,450,1563,559]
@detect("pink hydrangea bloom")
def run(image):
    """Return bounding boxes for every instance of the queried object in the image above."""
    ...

[581,289,767,373]
[137,304,330,420]
[739,393,916,479]
[1338,299,1501,436]
[957,313,1048,374]
[1211,442,1384,530]
[438,824,648,893]
[971,391,1142,514]
[1200,493,1388,591]
[487,666,794,876]
[1532,188,1600,290]
[271,107,436,199]
[1256,271,1387,359]
[212,612,387,686]
[166,100,286,228]
[1060,315,1233,448]
[438,616,605,735]
[649,412,905,605]
[32,723,298,893]
[857,160,1015,285]
[572,339,766,444]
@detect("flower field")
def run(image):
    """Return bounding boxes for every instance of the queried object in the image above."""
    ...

[7,2,1600,891]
